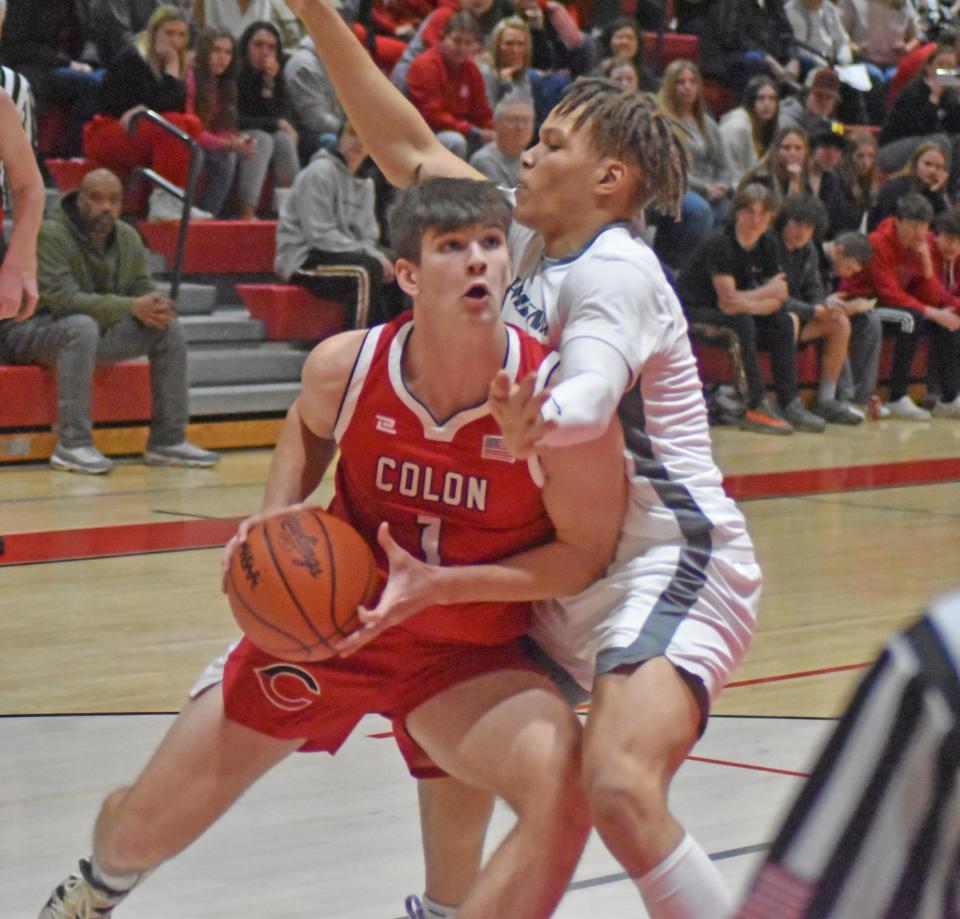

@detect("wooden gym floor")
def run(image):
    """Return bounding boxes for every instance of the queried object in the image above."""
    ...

[2,418,959,917]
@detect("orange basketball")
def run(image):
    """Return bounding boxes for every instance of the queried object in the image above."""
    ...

[226,507,382,661]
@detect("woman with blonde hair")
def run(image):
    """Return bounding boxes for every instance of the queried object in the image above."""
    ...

[83,5,212,220]
[478,16,569,130]
[659,58,733,220]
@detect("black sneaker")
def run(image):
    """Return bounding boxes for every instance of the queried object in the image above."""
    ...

[814,400,864,426]
[738,400,794,435]
[782,397,826,433]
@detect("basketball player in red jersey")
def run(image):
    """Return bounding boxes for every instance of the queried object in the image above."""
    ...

[40,179,629,919]
[281,3,760,919]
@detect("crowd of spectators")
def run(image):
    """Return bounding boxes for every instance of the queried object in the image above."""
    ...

[1,0,960,444]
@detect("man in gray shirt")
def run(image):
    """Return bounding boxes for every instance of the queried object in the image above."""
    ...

[468,94,534,187]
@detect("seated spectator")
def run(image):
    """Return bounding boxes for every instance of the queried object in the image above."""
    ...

[870,140,952,230]
[274,121,402,327]
[90,0,195,66]
[778,66,841,135]
[774,193,864,423]
[186,28,256,217]
[283,35,343,163]
[719,75,781,186]
[513,0,598,78]
[83,5,211,222]
[926,206,960,415]
[834,128,880,232]
[469,93,534,185]
[878,41,960,175]
[479,17,570,131]
[808,123,856,236]
[0,0,103,157]
[839,0,922,114]
[593,18,658,92]
[823,230,883,409]
[785,0,854,72]
[391,0,514,95]
[653,58,732,272]
[696,0,800,96]
[859,192,960,418]
[603,57,642,91]
[235,20,299,219]
[200,0,274,39]
[660,58,734,222]
[406,12,494,160]
[0,169,218,473]
[676,182,826,434]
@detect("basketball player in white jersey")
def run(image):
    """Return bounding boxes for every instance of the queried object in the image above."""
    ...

[285,3,762,917]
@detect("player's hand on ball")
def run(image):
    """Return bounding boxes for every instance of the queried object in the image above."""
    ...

[488,370,557,459]
[220,502,307,593]
[335,522,436,657]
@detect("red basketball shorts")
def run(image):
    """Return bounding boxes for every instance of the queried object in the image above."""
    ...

[220,628,540,778]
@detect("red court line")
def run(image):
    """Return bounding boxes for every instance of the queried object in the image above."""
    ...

[687,755,809,778]
[0,518,243,566]
[725,662,869,689]
[724,456,960,501]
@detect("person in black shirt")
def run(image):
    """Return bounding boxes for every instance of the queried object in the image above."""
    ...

[677,181,826,434]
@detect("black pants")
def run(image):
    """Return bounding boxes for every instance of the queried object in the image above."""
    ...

[293,249,404,328]
[885,309,960,403]
[685,305,798,409]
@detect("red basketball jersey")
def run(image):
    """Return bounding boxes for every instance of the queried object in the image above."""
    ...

[327,314,557,646]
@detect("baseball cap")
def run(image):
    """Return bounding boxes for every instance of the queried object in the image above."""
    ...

[810,121,847,150]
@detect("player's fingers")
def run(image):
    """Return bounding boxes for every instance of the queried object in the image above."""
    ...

[488,369,511,402]
[511,372,538,406]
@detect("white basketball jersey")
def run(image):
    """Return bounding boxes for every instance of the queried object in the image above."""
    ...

[504,220,753,558]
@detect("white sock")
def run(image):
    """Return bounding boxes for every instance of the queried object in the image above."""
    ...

[817,379,838,404]
[634,833,733,919]
[89,855,139,893]
[422,894,457,918]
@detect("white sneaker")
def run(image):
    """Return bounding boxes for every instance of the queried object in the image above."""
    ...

[144,441,219,467]
[886,395,931,421]
[40,858,132,918]
[932,396,960,419]
[50,444,114,474]
[147,188,213,222]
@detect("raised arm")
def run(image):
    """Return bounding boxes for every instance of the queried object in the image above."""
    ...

[285,0,482,186]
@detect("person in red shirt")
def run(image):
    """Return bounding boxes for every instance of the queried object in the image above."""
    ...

[860,193,960,418]
[406,12,494,159]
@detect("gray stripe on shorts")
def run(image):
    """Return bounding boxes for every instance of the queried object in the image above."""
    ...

[596,389,714,675]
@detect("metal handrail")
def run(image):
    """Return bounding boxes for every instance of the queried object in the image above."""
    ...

[128,108,204,302]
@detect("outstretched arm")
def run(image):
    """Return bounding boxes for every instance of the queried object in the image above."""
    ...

[285,0,481,186]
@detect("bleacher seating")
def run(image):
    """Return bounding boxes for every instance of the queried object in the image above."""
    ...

[236,284,347,341]
[138,219,279,274]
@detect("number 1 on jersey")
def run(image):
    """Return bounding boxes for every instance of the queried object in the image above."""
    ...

[417,514,441,565]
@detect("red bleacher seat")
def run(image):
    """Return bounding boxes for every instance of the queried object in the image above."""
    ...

[642,31,700,73]
[0,361,152,429]
[138,220,278,274]
[703,80,739,118]
[45,158,98,193]
[235,284,347,341]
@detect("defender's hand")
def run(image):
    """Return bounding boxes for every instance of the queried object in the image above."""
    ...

[487,370,556,459]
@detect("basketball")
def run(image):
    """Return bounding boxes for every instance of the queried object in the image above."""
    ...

[226,507,382,661]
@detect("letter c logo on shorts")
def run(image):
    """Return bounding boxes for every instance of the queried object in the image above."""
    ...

[255,664,321,711]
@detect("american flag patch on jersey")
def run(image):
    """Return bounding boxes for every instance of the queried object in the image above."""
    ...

[481,435,515,463]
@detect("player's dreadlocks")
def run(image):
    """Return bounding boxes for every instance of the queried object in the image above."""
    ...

[554,77,690,218]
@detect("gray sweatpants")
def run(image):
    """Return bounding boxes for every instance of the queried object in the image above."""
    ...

[0,312,188,448]
[236,129,299,209]
[838,310,883,405]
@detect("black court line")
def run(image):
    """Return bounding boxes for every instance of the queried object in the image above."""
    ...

[151,509,234,521]
[797,494,960,519]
